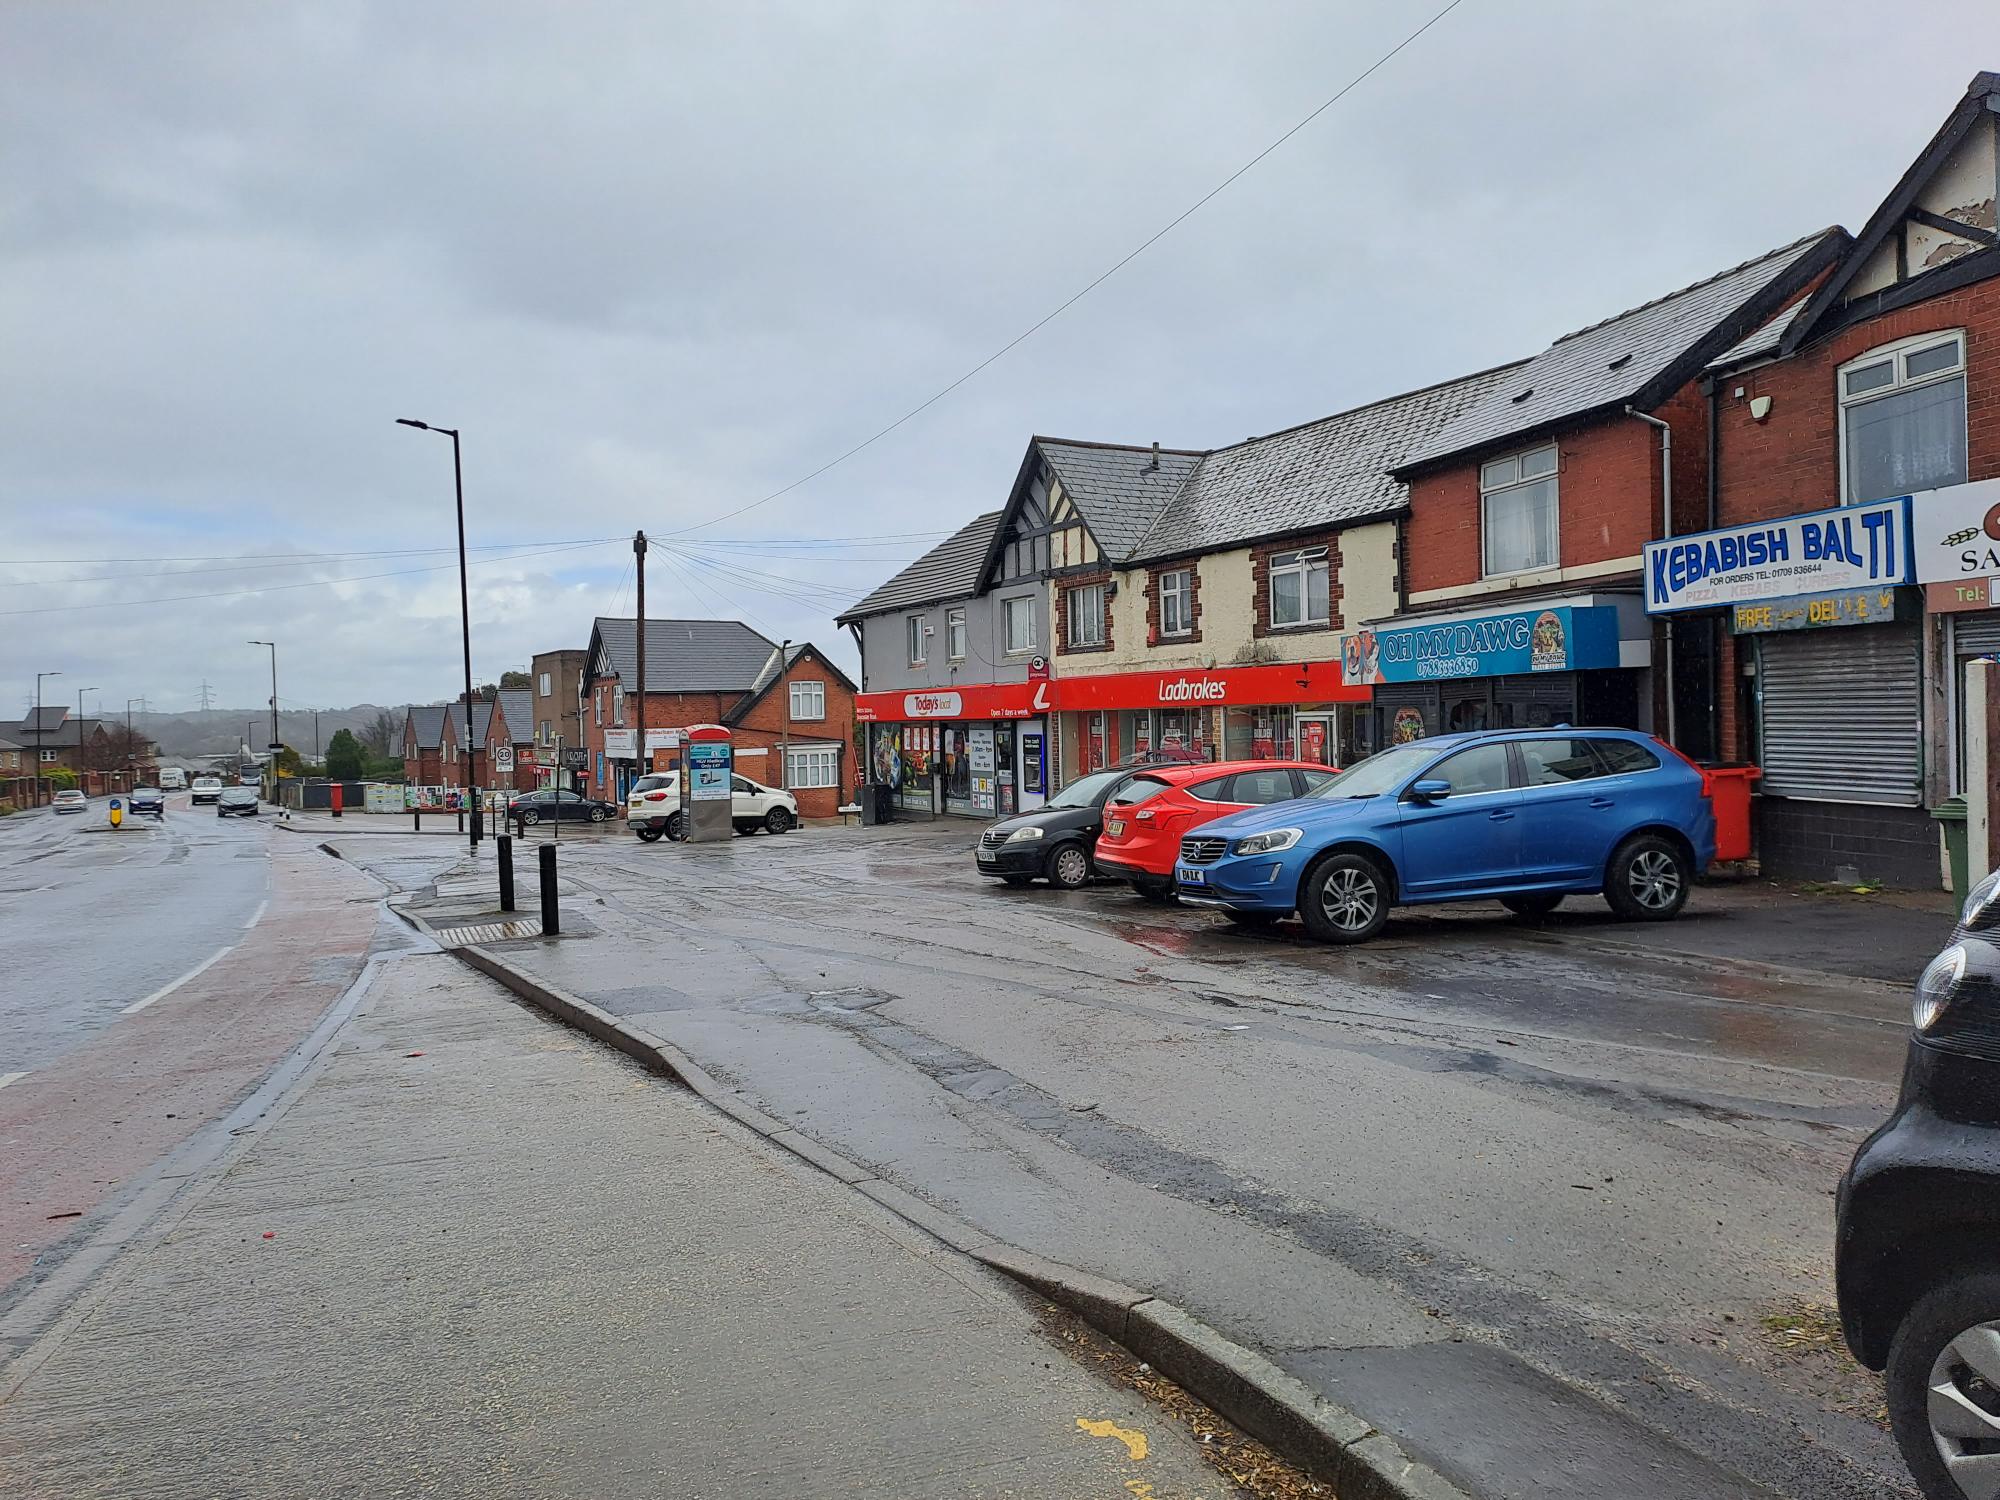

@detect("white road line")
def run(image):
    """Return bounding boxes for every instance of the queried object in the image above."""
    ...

[121,946,234,1016]
[0,1072,27,1090]
[242,899,268,930]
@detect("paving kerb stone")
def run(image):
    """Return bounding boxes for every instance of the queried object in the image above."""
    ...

[398,890,1470,1500]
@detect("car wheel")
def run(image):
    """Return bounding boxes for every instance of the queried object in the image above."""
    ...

[520,808,540,826]
[765,806,795,834]
[1887,1270,2000,1500]
[635,825,663,843]
[1500,894,1565,919]
[1001,875,1034,888]
[589,807,607,823]
[1224,909,1281,928]
[665,811,685,841]
[1298,853,1391,944]
[1046,843,1092,890]
[1603,834,1690,921]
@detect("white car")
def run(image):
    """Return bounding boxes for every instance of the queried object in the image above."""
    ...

[51,788,87,814]
[190,776,223,805]
[626,770,799,842]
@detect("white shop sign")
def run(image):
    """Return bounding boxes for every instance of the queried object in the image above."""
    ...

[1911,477,2000,585]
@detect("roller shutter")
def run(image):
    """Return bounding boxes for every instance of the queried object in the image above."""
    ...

[1756,626,1921,805]
[1953,612,2000,658]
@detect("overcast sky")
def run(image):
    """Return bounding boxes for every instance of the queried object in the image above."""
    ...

[3,1,1991,718]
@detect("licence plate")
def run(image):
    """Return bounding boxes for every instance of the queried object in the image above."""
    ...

[1106,819,1124,837]
[1177,866,1205,885]
[976,849,996,863]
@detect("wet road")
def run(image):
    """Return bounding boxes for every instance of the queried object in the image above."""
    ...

[351,820,1941,1500]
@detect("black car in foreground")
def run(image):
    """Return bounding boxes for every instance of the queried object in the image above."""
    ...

[973,766,1143,890]
[216,786,260,817]
[1838,870,2000,1499]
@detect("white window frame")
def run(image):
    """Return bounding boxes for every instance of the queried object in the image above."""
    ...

[946,607,967,661]
[1067,583,1106,648]
[1268,548,1331,628]
[906,614,926,666]
[1159,569,1192,637]
[612,685,625,727]
[538,671,552,696]
[1837,329,1967,505]
[789,679,826,721]
[594,687,603,725]
[41,748,59,763]
[1478,444,1560,579]
[786,744,839,789]
[1003,595,1037,655]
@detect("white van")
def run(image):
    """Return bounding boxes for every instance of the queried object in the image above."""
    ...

[159,767,187,791]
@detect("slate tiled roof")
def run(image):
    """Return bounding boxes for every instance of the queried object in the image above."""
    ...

[17,707,67,736]
[1709,298,1807,371]
[466,699,496,745]
[17,716,103,750]
[590,617,778,692]
[1034,439,1205,562]
[0,737,22,752]
[1132,363,1526,563]
[406,705,449,750]
[1399,230,1840,471]
[495,688,534,744]
[837,511,1001,623]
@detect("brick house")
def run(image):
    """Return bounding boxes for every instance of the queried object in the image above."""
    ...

[1382,229,1846,753]
[1686,70,2000,885]
[530,648,588,786]
[582,617,859,819]
[0,738,22,776]
[400,704,456,789]
[9,708,112,778]
[490,688,538,792]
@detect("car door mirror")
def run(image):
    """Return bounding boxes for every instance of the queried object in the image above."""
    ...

[1408,778,1452,804]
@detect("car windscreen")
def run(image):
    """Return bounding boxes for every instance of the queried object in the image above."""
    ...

[1044,768,1133,810]
[1309,742,1438,799]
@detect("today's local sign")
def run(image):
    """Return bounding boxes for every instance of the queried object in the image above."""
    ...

[1644,497,1911,614]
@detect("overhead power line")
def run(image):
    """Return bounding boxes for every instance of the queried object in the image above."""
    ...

[6,538,622,567]
[664,0,1468,539]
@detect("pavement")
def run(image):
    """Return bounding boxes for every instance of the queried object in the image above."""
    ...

[0,947,1235,1500]
[330,818,1946,1500]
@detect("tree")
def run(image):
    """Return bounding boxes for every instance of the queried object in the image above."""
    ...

[360,709,402,757]
[273,745,304,778]
[500,669,531,689]
[83,726,153,773]
[325,729,366,781]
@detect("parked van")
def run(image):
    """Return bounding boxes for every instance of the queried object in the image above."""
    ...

[159,767,187,791]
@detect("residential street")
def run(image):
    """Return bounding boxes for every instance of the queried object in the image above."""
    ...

[332,819,1955,1500]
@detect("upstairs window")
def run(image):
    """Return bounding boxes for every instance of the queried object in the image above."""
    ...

[1003,595,1037,654]
[612,686,625,727]
[1269,549,1330,627]
[1159,570,1192,636]
[1067,583,1106,648]
[789,680,825,720]
[538,671,552,696]
[906,615,926,666]
[1840,331,1966,504]
[1481,445,1559,576]
[946,608,967,661]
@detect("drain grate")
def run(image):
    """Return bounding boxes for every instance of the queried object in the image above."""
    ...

[432,918,544,946]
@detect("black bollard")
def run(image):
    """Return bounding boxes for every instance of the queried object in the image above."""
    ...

[498,833,515,913]
[538,843,559,935]
[414,806,422,832]
[457,808,464,834]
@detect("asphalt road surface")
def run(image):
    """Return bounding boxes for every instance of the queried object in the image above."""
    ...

[346,819,1946,1500]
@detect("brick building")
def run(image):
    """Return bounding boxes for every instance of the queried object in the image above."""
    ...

[582,617,858,819]
[530,648,588,786]
[400,704,457,789]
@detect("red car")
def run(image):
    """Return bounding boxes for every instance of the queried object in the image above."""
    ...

[1092,759,1338,901]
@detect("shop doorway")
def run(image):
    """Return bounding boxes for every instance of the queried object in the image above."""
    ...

[1296,713,1335,766]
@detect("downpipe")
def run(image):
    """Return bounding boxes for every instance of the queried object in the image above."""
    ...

[1627,407,1676,749]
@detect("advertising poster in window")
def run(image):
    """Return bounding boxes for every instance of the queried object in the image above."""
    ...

[870,724,901,787]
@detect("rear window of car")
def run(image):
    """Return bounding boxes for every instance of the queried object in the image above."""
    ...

[630,774,673,794]
[1590,738,1661,776]
[1108,775,1170,807]
[1516,738,1606,786]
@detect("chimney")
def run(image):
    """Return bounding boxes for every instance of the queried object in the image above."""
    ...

[1145,440,1160,473]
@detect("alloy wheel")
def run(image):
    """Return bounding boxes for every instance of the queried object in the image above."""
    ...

[1318,867,1379,932]
[1628,850,1682,911]
[1929,1321,2000,1498]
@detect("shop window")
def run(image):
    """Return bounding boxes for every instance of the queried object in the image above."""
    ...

[786,745,838,789]
[1480,445,1559,576]
[946,608,967,661]
[1839,331,1966,504]
[789,680,825,720]
[1067,583,1106,648]
[1425,743,1510,795]
[1269,550,1330,628]
[1159,570,1192,636]
[1003,595,1037,654]
[906,615,927,666]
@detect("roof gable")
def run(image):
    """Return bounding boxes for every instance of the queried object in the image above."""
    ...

[836,511,1000,622]
[1786,72,2000,352]
[1399,229,1844,472]
[588,617,779,693]
[495,688,534,743]
[1032,437,1202,563]
[405,704,449,749]
[725,641,858,723]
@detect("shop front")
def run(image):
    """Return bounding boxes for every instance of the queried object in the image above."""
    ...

[855,682,1053,817]
[1913,477,2000,797]
[1646,496,1926,882]
[1056,661,1367,777]
[1341,599,1638,746]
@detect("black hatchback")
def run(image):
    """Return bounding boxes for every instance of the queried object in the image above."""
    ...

[1837,871,2000,1499]
[973,766,1145,890]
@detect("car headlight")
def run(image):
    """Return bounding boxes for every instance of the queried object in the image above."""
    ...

[1962,871,2000,934]
[1232,828,1302,856]
[1004,826,1045,843]
[1916,944,1970,1032]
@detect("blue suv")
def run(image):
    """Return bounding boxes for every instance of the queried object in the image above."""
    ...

[1174,728,1715,944]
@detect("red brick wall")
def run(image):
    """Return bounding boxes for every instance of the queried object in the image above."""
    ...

[1053,570,1114,656]
[1715,279,2000,527]
[1250,529,1345,636]
[1404,418,1670,595]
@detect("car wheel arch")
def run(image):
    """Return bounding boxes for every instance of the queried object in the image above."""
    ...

[1296,841,1399,908]
[1605,823,1697,886]
[1849,1221,2000,1370]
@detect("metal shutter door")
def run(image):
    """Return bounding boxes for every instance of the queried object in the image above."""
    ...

[1757,626,1921,805]
[1954,613,2000,657]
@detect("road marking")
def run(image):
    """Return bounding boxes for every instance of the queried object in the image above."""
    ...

[1076,1418,1148,1462]
[0,1072,27,1091]
[121,946,234,1016]
[243,899,268,930]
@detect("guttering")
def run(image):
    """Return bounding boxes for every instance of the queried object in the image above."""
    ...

[1626,407,1677,748]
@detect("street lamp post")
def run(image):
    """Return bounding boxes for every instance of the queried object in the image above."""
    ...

[34,670,61,808]
[397,418,481,850]
[77,687,98,792]
[127,697,144,784]
[248,641,279,766]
